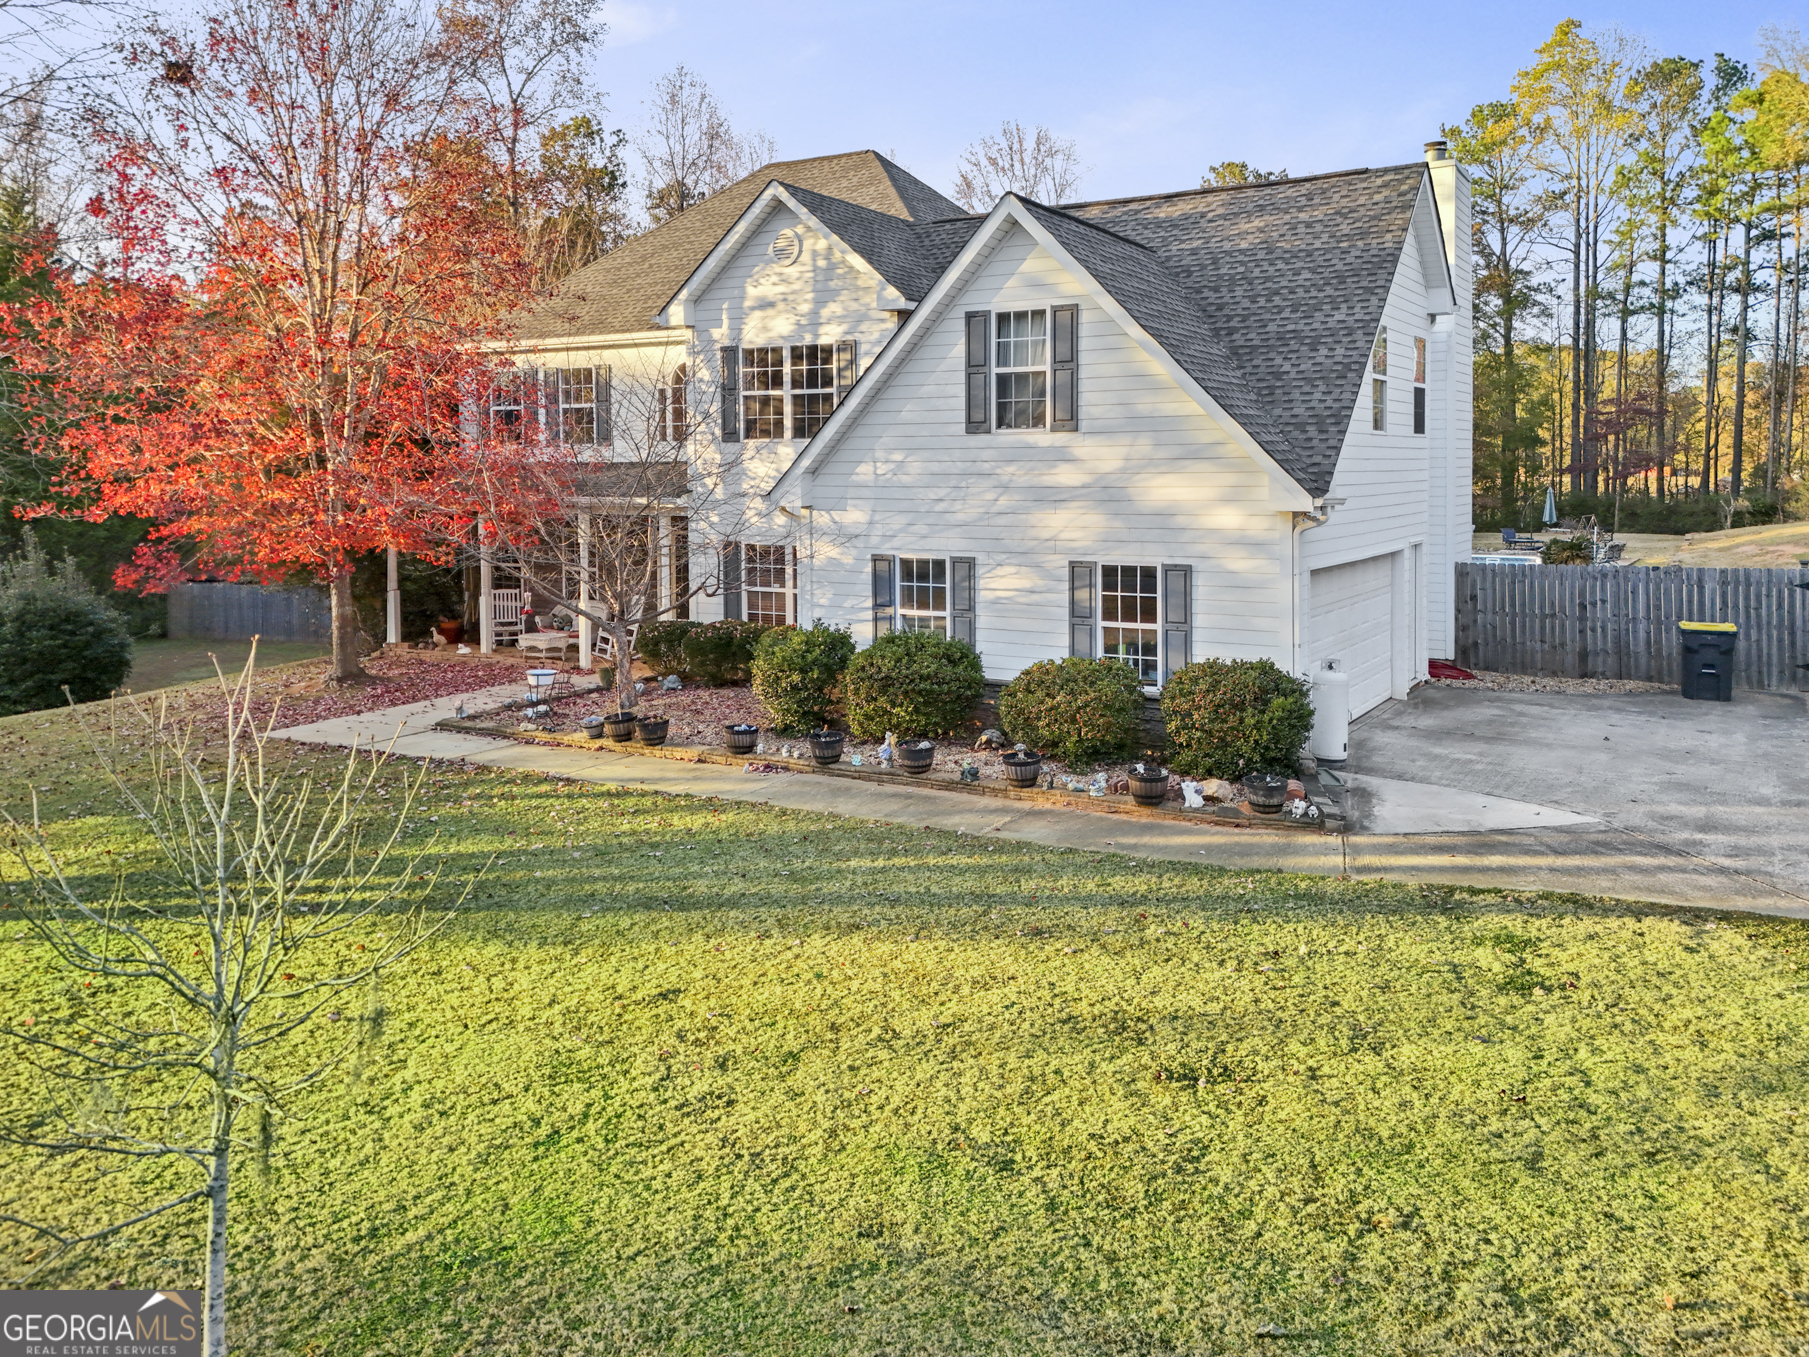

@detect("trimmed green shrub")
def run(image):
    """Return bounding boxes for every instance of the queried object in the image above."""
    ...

[997,658,1146,765]
[638,620,700,677]
[0,531,134,716]
[680,619,769,686]
[843,631,985,741]
[1161,658,1314,780]
[752,622,855,733]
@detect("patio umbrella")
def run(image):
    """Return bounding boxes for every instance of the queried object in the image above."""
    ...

[1542,484,1559,528]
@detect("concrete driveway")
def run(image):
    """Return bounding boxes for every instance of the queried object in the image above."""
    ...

[1346,685,1809,911]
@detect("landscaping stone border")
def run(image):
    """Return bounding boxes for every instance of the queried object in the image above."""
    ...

[435,717,1347,833]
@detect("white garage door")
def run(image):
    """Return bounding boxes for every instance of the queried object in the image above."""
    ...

[1310,555,1394,717]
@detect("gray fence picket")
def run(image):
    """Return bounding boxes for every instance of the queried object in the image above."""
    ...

[1455,562,1809,692]
[166,583,332,644]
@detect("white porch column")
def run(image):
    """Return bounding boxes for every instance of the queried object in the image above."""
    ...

[577,518,596,667]
[385,548,401,646]
[479,532,495,654]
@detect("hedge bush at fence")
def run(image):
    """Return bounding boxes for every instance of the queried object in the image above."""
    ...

[1161,658,1314,780]
[998,658,1146,765]
[0,532,134,716]
[843,632,985,741]
[680,620,770,686]
[752,623,855,733]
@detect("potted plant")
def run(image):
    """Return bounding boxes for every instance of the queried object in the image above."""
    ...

[1128,762,1169,807]
[636,715,670,747]
[896,739,937,775]
[725,723,759,755]
[1242,771,1288,814]
[1001,747,1042,789]
[808,729,845,765]
[580,715,608,741]
[603,711,637,742]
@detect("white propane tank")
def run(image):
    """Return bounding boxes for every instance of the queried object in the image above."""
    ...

[1311,662,1351,764]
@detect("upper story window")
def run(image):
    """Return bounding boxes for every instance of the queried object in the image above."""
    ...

[1372,378,1387,432]
[489,375,528,443]
[658,364,688,442]
[995,310,1049,430]
[737,341,857,442]
[1413,337,1427,435]
[1371,327,1387,376]
[553,367,595,444]
[1414,336,1426,384]
[487,365,609,446]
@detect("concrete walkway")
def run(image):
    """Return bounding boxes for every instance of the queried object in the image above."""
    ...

[269,682,1809,919]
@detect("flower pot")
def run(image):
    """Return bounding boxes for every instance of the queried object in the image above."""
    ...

[1001,751,1042,789]
[896,740,936,776]
[1128,765,1170,808]
[1242,771,1288,814]
[636,717,669,747]
[580,716,608,741]
[602,711,637,743]
[808,730,845,765]
[725,723,759,755]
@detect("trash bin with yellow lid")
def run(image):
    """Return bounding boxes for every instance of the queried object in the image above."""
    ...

[1678,621,1737,702]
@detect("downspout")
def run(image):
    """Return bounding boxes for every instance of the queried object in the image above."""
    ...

[1289,497,1343,673]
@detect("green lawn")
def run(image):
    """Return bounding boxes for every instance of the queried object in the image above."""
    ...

[2,694,1807,1354]
[122,637,332,695]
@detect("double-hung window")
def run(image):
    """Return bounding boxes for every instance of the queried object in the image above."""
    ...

[995,310,1048,429]
[742,347,786,439]
[1412,336,1427,434]
[1370,326,1387,432]
[552,367,595,444]
[1100,564,1160,682]
[744,544,794,626]
[897,557,948,635]
[790,344,835,438]
[489,374,528,443]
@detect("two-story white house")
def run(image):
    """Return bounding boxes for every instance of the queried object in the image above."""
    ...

[500,144,1471,719]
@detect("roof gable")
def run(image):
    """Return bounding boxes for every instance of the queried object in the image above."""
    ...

[511,151,963,342]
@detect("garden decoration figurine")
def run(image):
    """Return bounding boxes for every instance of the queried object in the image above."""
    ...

[960,759,979,783]
[850,752,864,767]
[1180,781,1206,809]
[877,733,895,767]
[661,674,683,690]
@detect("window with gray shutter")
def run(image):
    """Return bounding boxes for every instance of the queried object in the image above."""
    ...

[1051,303,1078,431]
[1069,560,1096,658]
[720,542,742,620]
[720,345,740,442]
[835,339,858,402]
[594,365,611,445]
[965,311,990,433]
[871,554,896,637]
[950,556,976,646]
[1161,563,1192,683]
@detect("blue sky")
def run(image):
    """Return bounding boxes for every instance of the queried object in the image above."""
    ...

[590,0,1795,201]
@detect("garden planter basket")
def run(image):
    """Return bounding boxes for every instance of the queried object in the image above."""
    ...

[896,740,936,776]
[580,717,608,740]
[1242,772,1288,814]
[1128,765,1170,808]
[636,717,669,747]
[725,724,759,755]
[602,711,637,743]
[808,730,845,765]
[1001,751,1042,789]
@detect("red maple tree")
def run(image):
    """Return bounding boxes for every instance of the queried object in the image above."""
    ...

[4,0,534,681]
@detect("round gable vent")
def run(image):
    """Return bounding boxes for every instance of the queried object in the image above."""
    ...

[769,229,802,267]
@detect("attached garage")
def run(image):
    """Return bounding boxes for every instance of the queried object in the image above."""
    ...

[1310,555,1395,718]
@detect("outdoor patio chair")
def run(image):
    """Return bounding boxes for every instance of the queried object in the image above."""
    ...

[1500,529,1542,551]
[490,588,523,640]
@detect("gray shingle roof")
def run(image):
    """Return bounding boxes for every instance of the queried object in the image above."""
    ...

[781,182,976,301]
[511,151,963,342]
[1062,165,1429,496]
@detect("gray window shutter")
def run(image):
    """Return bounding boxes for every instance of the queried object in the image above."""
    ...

[871,554,896,637]
[720,346,740,442]
[1051,303,1078,432]
[965,311,990,433]
[594,365,611,445]
[1161,563,1192,683]
[835,339,858,402]
[536,368,556,441]
[720,542,742,620]
[1069,560,1096,658]
[950,556,976,647]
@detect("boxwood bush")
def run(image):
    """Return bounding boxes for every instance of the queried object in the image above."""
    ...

[751,623,855,733]
[1161,658,1314,779]
[843,631,985,740]
[0,532,133,716]
[637,620,700,677]
[997,658,1146,765]
[679,619,770,686]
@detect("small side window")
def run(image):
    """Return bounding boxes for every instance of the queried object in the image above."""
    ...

[1372,379,1387,433]
[1371,327,1387,376]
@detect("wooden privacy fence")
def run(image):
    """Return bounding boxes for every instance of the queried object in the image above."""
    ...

[1455,562,1809,691]
[167,582,331,644]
